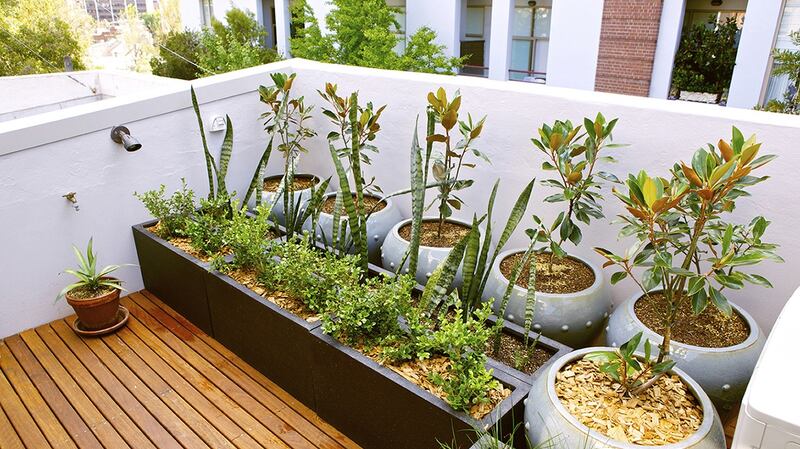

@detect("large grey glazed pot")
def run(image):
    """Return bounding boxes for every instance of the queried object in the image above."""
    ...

[302,192,404,265]
[482,248,611,348]
[525,347,726,449]
[380,216,473,287]
[252,174,322,227]
[605,292,766,412]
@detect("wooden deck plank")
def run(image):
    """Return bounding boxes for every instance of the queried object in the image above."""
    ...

[130,292,349,449]
[18,329,133,449]
[0,358,52,448]
[97,331,238,449]
[33,325,160,449]
[110,326,264,449]
[0,404,25,449]
[140,289,362,449]
[0,341,76,449]
[123,294,321,449]
[121,311,294,449]
[3,335,103,449]
[51,319,204,449]
[0,291,361,449]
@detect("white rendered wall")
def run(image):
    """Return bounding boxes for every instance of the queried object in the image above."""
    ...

[406,0,462,57]
[546,0,604,90]
[649,0,686,98]
[180,0,203,29]
[1,60,799,340]
[727,0,784,109]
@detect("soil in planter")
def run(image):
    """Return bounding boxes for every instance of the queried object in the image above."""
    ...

[228,267,320,322]
[68,284,115,299]
[485,333,552,375]
[147,223,276,263]
[263,175,318,192]
[635,292,749,348]
[556,359,702,446]
[500,252,594,294]
[320,194,387,215]
[398,220,471,248]
[358,345,511,420]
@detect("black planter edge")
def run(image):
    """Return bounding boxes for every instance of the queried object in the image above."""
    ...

[310,327,528,430]
[132,219,212,269]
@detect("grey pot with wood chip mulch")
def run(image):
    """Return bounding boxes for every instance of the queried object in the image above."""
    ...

[525,347,726,448]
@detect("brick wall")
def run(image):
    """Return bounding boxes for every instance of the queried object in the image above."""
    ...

[595,0,663,96]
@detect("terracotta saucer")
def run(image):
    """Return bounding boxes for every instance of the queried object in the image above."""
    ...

[71,306,129,337]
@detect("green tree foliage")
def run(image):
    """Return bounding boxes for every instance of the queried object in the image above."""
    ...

[150,30,202,79]
[672,17,740,94]
[0,0,89,75]
[757,30,800,114]
[119,5,158,73]
[290,0,463,74]
[150,7,280,79]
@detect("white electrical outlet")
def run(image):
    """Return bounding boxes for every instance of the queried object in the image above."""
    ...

[210,115,226,132]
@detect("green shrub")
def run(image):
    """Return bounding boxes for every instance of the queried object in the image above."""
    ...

[198,8,280,74]
[150,30,202,79]
[672,17,739,94]
[216,203,276,272]
[134,180,196,238]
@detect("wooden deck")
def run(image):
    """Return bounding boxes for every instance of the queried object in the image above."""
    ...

[0,290,360,449]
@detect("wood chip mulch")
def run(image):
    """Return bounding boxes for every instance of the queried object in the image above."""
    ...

[228,268,319,322]
[555,359,703,446]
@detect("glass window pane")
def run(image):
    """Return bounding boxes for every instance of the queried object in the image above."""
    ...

[533,8,551,38]
[533,40,548,74]
[777,1,800,50]
[510,39,531,80]
[466,7,484,36]
[513,7,532,37]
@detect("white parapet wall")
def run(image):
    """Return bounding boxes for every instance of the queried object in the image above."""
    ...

[1,59,799,339]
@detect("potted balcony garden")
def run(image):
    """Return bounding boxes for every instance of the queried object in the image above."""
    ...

[382,88,490,286]
[59,238,129,334]
[598,128,780,411]
[303,84,403,265]
[482,116,619,348]
[526,335,726,448]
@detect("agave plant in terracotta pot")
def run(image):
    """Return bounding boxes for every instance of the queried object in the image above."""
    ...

[382,88,490,286]
[483,115,621,348]
[58,238,128,332]
[597,127,781,411]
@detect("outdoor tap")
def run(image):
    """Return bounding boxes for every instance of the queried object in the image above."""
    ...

[110,125,142,152]
[63,192,79,212]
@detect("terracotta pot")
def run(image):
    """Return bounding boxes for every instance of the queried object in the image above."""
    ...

[65,280,122,331]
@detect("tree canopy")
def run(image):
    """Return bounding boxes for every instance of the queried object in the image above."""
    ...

[289,0,464,74]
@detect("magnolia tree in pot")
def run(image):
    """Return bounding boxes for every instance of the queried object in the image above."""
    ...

[303,83,402,266]
[598,128,780,411]
[382,88,489,286]
[483,115,620,347]
[249,72,326,232]
[526,336,726,448]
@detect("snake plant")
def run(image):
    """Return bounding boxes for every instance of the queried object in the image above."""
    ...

[191,86,233,204]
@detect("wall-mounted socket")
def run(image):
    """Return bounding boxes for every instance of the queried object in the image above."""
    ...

[210,115,226,132]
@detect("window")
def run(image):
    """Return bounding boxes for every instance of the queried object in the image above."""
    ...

[200,0,214,27]
[763,0,800,105]
[509,6,550,82]
[684,10,745,29]
[465,7,485,38]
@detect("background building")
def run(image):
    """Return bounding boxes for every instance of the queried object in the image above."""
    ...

[178,0,800,110]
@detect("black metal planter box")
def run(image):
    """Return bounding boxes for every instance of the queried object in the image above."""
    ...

[310,328,528,449]
[204,269,320,409]
[132,220,214,335]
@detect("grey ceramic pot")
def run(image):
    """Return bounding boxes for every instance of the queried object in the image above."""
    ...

[380,216,472,287]
[302,192,404,265]
[252,174,322,227]
[525,347,726,449]
[605,292,766,412]
[482,248,611,348]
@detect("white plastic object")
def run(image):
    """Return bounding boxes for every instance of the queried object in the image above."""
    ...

[209,115,226,132]
[731,287,800,448]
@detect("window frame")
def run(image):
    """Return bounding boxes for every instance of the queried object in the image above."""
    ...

[510,5,551,80]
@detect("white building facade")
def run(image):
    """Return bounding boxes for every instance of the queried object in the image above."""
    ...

[179,0,800,110]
